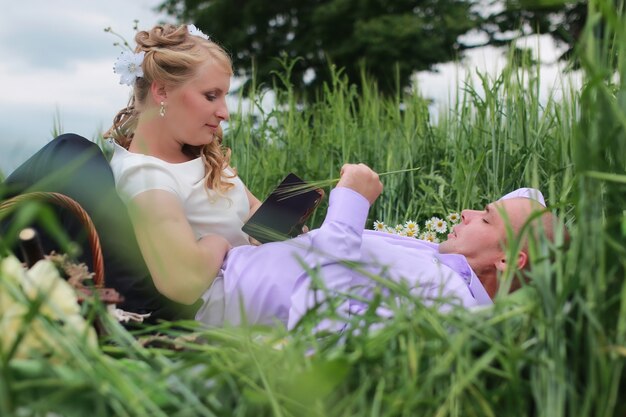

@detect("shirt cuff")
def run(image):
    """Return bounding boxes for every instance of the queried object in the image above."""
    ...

[322,187,370,232]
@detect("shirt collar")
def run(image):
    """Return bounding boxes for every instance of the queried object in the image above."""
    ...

[434,252,493,306]
[466,271,493,305]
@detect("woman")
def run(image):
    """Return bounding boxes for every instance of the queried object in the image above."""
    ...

[107,24,261,305]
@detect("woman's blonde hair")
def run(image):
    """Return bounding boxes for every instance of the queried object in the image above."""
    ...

[105,24,236,194]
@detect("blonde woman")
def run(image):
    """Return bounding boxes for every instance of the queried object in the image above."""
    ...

[107,24,261,305]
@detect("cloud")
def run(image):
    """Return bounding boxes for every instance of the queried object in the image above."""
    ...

[0,2,152,69]
[2,16,108,69]
[0,0,168,174]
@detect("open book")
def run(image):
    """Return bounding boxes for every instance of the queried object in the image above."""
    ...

[242,173,324,244]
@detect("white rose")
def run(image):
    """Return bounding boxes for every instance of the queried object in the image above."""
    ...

[63,314,98,350]
[0,255,99,360]
[1,256,27,321]
[35,314,98,360]
[1,256,28,284]
[0,302,28,356]
[18,319,55,359]
[23,259,80,317]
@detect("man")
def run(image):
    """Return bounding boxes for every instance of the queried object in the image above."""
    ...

[194,164,557,331]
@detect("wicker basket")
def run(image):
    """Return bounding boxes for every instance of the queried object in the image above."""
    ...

[0,191,105,287]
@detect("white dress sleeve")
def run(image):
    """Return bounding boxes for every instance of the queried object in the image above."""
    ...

[114,159,182,201]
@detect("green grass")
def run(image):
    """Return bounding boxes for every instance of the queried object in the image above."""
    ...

[1,0,626,415]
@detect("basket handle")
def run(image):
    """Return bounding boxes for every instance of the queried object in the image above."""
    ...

[0,191,105,287]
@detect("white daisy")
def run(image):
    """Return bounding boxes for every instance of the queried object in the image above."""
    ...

[446,212,460,223]
[425,218,434,231]
[420,231,439,243]
[404,228,418,238]
[404,220,419,233]
[373,220,386,231]
[394,224,405,233]
[432,217,448,234]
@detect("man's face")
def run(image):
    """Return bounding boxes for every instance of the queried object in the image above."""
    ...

[438,198,533,275]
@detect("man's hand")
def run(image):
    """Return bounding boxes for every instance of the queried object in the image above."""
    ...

[336,163,383,205]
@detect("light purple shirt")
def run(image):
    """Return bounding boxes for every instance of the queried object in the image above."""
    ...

[195,186,546,329]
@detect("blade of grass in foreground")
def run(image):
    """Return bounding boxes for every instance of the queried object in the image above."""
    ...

[273,167,422,201]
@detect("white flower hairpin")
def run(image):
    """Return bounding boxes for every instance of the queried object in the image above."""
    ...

[187,24,210,40]
[113,50,145,86]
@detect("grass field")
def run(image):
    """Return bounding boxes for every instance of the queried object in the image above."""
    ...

[1,1,625,415]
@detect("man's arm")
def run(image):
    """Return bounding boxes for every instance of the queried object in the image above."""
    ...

[315,163,382,254]
[287,164,382,330]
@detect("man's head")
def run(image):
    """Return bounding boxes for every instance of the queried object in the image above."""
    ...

[439,197,558,297]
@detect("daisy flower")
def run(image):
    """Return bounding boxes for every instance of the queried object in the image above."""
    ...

[432,217,448,234]
[404,228,418,238]
[373,220,386,232]
[420,231,439,243]
[424,219,434,231]
[446,212,460,223]
[385,226,396,234]
[404,220,419,233]
[394,224,405,233]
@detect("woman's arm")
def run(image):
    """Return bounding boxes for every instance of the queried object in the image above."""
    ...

[245,185,262,218]
[243,186,263,245]
[127,189,230,304]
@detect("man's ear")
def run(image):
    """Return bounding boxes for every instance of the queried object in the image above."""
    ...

[495,251,528,272]
[516,250,528,270]
[495,256,507,272]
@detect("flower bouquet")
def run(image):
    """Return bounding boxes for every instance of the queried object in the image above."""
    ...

[372,212,461,243]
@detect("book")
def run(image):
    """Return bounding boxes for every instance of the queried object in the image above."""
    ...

[242,173,324,244]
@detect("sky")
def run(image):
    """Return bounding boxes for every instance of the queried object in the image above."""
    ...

[0,0,579,176]
[0,0,173,175]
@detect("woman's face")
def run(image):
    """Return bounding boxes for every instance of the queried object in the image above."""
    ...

[164,60,231,147]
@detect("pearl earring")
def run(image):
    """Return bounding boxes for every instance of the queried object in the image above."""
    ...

[159,101,166,117]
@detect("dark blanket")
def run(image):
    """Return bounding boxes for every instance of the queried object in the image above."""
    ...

[1,133,200,322]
